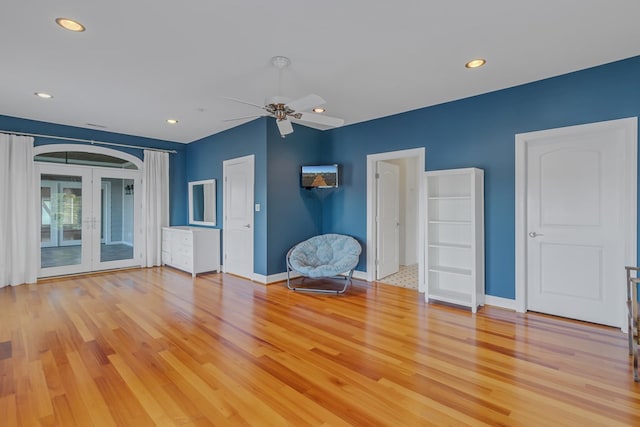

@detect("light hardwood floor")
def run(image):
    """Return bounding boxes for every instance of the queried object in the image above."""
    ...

[1,267,639,426]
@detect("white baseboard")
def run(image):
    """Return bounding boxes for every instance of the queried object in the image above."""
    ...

[253,271,302,285]
[252,273,268,284]
[352,270,368,281]
[484,295,517,310]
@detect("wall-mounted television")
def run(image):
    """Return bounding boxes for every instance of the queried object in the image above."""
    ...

[301,164,339,188]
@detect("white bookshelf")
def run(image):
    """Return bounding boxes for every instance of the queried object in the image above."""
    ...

[425,168,484,312]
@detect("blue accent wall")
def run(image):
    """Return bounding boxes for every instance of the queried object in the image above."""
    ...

[186,118,268,275]
[266,119,324,275]
[322,55,640,299]
[0,115,187,225]
[185,118,326,276]
[5,54,640,297]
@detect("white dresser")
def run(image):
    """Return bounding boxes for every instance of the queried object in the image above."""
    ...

[162,226,220,277]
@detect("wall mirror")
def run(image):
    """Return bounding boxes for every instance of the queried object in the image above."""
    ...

[189,179,216,226]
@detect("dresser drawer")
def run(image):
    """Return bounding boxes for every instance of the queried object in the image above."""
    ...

[172,254,192,271]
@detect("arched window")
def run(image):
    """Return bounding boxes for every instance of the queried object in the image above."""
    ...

[33,144,143,170]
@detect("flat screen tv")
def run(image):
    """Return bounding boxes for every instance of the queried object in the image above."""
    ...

[301,164,339,188]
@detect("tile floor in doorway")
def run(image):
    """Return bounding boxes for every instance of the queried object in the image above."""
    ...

[377,263,418,289]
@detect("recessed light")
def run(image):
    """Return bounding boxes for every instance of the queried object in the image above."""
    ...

[166,119,179,124]
[312,107,326,113]
[55,17,86,32]
[35,92,53,99]
[465,58,486,69]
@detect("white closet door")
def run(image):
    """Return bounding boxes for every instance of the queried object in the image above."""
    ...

[525,125,627,327]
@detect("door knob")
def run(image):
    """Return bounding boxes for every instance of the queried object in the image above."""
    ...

[528,232,544,238]
[244,224,251,228]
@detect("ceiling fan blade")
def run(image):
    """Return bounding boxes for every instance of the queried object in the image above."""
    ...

[223,114,266,122]
[296,112,344,128]
[285,94,325,112]
[223,96,266,110]
[276,118,294,136]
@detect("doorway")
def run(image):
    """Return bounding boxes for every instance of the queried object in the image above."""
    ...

[223,154,255,280]
[35,145,143,277]
[366,148,425,291]
[515,118,637,328]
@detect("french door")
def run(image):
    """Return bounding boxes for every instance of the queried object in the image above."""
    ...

[39,163,142,277]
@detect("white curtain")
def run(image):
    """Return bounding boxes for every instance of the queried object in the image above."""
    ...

[0,134,39,287]
[143,150,169,267]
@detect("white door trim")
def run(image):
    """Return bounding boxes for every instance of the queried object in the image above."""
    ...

[101,181,112,244]
[366,148,425,292]
[515,117,637,314]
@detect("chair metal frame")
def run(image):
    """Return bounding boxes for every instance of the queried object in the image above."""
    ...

[625,266,640,382]
[285,245,356,295]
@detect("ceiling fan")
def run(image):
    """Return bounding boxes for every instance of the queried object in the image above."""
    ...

[224,56,345,137]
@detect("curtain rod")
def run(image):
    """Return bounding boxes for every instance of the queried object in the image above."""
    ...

[0,129,178,154]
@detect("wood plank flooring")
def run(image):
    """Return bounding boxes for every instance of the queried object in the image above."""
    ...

[0,267,639,426]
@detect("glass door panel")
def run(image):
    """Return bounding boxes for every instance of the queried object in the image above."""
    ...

[40,183,56,248]
[93,170,141,270]
[39,166,92,275]
[59,182,83,246]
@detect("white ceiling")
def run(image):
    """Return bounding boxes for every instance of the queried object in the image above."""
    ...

[2,1,640,144]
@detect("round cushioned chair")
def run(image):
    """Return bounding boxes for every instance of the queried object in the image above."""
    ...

[286,234,362,294]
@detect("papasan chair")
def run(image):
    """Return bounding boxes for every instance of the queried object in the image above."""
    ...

[286,234,362,294]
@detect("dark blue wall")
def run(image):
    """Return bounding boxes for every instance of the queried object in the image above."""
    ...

[186,118,268,275]
[185,118,326,276]
[0,115,187,225]
[6,54,640,298]
[323,55,640,299]
[266,120,324,275]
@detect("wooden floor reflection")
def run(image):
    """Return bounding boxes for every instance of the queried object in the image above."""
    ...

[0,267,638,426]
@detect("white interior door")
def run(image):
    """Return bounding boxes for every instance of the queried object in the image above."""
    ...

[223,155,254,279]
[376,161,400,279]
[524,122,632,327]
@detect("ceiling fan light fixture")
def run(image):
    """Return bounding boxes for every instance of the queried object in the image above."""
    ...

[55,17,86,32]
[465,58,486,69]
[35,92,53,99]
[312,107,326,113]
[271,56,291,69]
